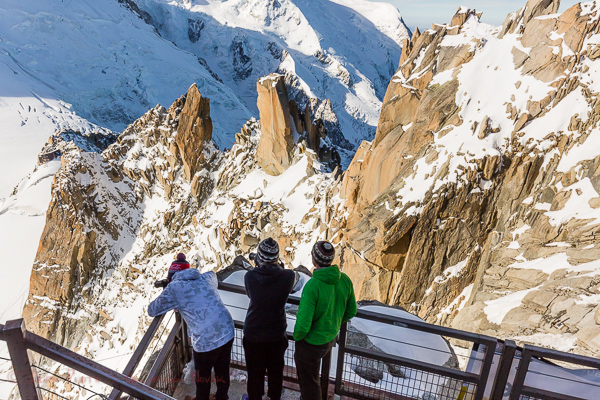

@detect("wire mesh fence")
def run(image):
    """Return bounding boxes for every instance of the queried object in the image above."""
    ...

[33,357,112,400]
[337,350,477,400]
[229,324,299,383]
[146,338,184,396]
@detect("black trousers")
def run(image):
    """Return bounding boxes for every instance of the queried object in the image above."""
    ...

[294,339,334,400]
[243,336,289,400]
[193,339,234,400]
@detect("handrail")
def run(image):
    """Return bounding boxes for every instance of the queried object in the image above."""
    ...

[108,314,166,400]
[510,344,600,400]
[218,281,301,305]
[219,281,496,345]
[354,308,497,345]
[24,329,175,400]
[524,344,600,368]
[6,280,600,400]
[344,344,481,383]
[145,317,182,386]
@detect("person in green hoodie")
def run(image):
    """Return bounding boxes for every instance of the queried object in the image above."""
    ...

[293,240,357,399]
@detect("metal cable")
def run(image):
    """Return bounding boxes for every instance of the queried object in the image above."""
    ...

[34,365,108,399]
[347,323,465,358]
[0,378,17,384]
[37,386,72,400]
[148,311,175,358]
[95,351,134,363]
[527,368,600,389]
[223,303,250,311]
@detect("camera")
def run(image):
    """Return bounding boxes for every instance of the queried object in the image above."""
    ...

[154,279,169,288]
[249,253,257,261]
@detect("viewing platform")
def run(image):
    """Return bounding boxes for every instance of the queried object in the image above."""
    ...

[1,281,600,400]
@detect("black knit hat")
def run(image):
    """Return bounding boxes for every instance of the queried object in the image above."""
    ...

[312,241,335,267]
[257,237,279,264]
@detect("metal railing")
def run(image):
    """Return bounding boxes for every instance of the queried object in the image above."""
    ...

[0,319,175,400]
[335,312,496,400]
[218,282,497,400]
[508,344,600,400]
[108,312,192,400]
[4,281,600,400]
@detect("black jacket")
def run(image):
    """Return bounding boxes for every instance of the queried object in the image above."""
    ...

[243,263,296,341]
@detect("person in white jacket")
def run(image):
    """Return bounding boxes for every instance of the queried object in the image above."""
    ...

[148,267,234,400]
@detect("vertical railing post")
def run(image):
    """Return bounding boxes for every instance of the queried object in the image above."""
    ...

[320,345,331,400]
[179,315,192,363]
[334,322,348,396]
[473,339,497,400]
[509,346,533,400]
[2,319,42,400]
[490,340,517,400]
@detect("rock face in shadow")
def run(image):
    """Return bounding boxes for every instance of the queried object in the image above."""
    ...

[255,74,294,176]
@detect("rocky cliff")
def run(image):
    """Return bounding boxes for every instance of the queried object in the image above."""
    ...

[20,0,600,380]
[129,0,411,150]
[22,77,345,391]
[335,0,600,356]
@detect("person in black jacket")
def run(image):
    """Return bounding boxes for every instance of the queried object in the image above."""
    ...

[243,238,296,400]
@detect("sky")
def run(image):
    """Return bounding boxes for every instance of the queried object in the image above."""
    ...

[377,0,582,31]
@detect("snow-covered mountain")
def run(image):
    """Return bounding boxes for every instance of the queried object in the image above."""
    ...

[0,0,407,325]
[339,0,600,357]
[12,0,600,398]
[129,0,410,148]
[0,0,254,338]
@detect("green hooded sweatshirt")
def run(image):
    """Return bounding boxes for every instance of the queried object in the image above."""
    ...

[293,265,357,345]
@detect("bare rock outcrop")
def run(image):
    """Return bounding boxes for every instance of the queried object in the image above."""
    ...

[23,87,215,346]
[175,83,213,181]
[375,8,480,148]
[255,74,294,176]
[499,0,561,38]
[332,0,600,358]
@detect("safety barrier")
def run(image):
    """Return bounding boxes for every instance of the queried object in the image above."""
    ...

[108,312,192,400]
[509,344,600,400]
[0,319,175,400]
[3,281,600,400]
[217,281,497,400]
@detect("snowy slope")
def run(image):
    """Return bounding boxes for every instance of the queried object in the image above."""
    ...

[129,0,410,147]
[0,0,253,146]
[0,0,408,326]
[0,0,253,322]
